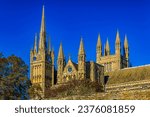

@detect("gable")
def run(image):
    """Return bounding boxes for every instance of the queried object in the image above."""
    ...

[63,60,78,75]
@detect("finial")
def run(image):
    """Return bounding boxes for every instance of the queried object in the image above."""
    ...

[58,43,64,58]
[34,33,37,52]
[116,29,120,44]
[97,33,101,47]
[124,34,128,48]
[106,38,110,52]
[78,37,85,55]
[116,29,119,37]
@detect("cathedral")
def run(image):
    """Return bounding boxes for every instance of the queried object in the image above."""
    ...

[30,6,129,96]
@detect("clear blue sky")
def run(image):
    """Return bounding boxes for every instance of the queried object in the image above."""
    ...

[0,0,150,67]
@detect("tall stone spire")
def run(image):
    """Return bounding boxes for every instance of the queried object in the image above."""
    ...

[39,5,46,50]
[96,34,102,63]
[58,43,64,58]
[78,37,85,55]
[34,33,37,53]
[105,38,110,55]
[40,5,45,34]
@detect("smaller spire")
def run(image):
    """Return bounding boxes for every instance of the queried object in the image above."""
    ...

[34,33,37,53]
[105,38,110,55]
[97,33,102,47]
[115,29,120,44]
[78,37,85,55]
[106,38,110,50]
[124,34,128,48]
[58,43,64,58]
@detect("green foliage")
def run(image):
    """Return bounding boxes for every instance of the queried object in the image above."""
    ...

[0,53,30,100]
[46,79,104,99]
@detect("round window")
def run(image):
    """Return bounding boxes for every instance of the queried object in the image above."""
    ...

[33,57,36,61]
[68,67,72,73]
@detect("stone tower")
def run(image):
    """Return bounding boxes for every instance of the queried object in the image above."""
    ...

[57,43,65,84]
[78,38,86,79]
[30,6,54,97]
[124,35,129,67]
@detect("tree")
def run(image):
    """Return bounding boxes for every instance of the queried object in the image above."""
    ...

[0,53,30,99]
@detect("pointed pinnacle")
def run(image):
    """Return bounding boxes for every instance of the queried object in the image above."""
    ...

[97,33,102,47]
[124,34,128,48]
[78,37,85,55]
[58,43,64,58]
[106,38,110,51]
[34,33,37,52]
[116,29,120,44]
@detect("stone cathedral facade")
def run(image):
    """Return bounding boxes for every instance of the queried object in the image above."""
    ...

[30,6,129,96]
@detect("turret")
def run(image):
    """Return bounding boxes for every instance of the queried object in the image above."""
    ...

[57,43,65,83]
[115,30,121,56]
[124,35,129,67]
[96,34,102,63]
[78,37,86,79]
